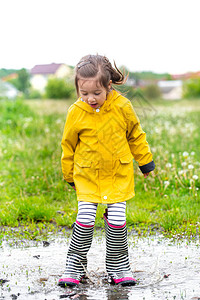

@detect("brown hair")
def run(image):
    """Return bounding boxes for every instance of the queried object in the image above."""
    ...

[75,54,127,96]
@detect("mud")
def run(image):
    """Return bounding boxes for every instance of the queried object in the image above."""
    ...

[0,232,200,300]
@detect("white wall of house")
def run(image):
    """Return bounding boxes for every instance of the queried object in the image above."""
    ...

[162,86,182,100]
[158,80,183,100]
[30,74,48,93]
[55,64,71,78]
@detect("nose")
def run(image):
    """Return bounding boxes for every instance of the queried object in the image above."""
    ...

[88,95,95,103]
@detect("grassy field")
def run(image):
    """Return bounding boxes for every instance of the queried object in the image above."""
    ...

[0,97,199,239]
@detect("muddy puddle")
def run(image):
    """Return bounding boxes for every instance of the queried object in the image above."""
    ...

[0,231,200,300]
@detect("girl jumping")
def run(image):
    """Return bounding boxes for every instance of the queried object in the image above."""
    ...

[58,54,155,287]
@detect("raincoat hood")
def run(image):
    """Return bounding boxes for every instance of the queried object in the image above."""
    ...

[74,89,120,113]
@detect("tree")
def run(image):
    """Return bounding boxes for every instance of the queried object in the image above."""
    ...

[17,68,30,94]
[143,84,161,99]
[8,68,30,95]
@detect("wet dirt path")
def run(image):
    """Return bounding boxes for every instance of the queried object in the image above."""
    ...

[0,233,200,300]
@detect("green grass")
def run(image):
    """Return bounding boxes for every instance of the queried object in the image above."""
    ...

[0,97,200,239]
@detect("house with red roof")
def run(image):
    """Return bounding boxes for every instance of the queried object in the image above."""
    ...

[30,63,72,92]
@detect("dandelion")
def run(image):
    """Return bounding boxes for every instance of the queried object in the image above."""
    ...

[183,151,189,158]
[193,175,198,180]
[181,162,187,167]
[24,117,33,122]
[45,127,50,133]
[164,180,170,186]
[178,170,184,175]
[155,128,161,134]
[166,163,172,168]
[23,123,29,129]
[188,164,194,170]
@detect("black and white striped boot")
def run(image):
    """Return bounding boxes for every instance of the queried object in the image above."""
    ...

[58,221,94,287]
[104,211,137,286]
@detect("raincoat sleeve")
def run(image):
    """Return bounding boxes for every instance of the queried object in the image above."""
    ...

[124,101,155,173]
[61,106,79,183]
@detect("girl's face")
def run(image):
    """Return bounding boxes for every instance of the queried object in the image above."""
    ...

[78,77,111,109]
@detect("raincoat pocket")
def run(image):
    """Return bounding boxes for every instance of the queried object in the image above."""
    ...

[73,158,98,195]
[113,153,134,194]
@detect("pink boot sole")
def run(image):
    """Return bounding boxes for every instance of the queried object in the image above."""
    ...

[58,277,80,287]
[112,277,137,286]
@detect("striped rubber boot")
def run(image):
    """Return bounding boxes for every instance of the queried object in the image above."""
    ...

[104,211,137,286]
[58,221,94,287]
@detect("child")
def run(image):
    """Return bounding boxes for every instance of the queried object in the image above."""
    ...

[58,54,155,287]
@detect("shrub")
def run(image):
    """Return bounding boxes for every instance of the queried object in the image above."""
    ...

[143,84,161,99]
[28,89,42,99]
[45,78,75,99]
[183,79,200,98]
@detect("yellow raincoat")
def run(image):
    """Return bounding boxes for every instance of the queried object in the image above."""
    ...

[61,90,155,204]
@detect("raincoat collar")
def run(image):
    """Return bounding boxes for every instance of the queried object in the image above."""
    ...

[74,90,120,113]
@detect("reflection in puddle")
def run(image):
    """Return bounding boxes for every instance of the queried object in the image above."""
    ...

[0,233,200,299]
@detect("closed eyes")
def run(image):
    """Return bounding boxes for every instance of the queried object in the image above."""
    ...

[81,92,101,96]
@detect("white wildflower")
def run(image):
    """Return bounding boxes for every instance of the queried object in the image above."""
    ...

[45,127,50,133]
[196,188,199,191]
[56,119,62,124]
[155,128,161,134]
[15,142,22,149]
[23,123,29,128]
[188,164,194,170]
[169,127,176,135]
[181,162,187,167]
[164,121,170,130]
[166,163,172,168]
[164,180,170,186]
[191,151,195,156]
[183,151,189,158]
[193,175,198,180]
[178,170,184,175]
[24,117,33,122]
[189,187,192,190]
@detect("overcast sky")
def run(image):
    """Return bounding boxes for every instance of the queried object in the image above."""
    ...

[1,0,200,74]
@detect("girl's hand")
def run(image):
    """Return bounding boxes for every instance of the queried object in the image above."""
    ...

[143,172,149,178]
